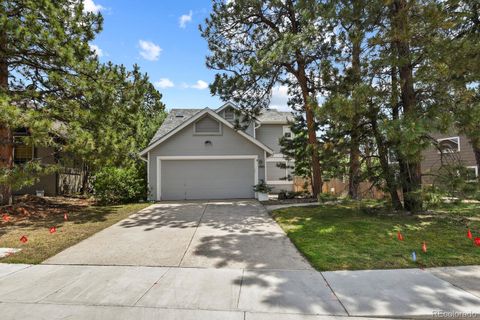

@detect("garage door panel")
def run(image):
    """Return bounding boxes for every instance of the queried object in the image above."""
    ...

[161,159,255,200]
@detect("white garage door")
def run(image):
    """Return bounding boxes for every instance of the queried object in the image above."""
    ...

[160,158,256,200]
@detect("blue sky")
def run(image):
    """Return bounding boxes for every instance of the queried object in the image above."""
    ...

[85,0,289,111]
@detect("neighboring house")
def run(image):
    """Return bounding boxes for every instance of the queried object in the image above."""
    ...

[139,102,295,201]
[12,128,83,196]
[421,133,478,184]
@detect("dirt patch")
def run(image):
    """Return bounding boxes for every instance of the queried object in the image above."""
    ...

[1,196,93,223]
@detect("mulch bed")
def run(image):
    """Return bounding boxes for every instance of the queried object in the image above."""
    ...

[260,197,318,205]
[0,195,93,223]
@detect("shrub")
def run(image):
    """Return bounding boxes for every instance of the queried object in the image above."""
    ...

[253,180,273,193]
[92,166,147,204]
[433,164,480,201]
[318,192,338,203]
[422,186,445,210]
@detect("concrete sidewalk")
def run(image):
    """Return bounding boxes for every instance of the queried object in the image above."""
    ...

[0,263,479,319]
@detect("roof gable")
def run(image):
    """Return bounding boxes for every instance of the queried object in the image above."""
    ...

[139,108,274,156]
[216,101,238,114]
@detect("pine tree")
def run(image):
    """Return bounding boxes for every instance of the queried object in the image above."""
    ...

[0,0,102,204]
[201,0,336,197]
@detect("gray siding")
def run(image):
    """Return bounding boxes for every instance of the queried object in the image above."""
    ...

[148,116,266,200]
[421,133,477,184]
[256,124,284,153]
[220,107,255,137]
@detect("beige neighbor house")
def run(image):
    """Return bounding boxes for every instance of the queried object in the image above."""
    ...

[139,102,296,201]
[421,132,478,185]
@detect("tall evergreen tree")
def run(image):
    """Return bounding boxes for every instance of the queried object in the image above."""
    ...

[0,0,102,204]
[201,0,336,196]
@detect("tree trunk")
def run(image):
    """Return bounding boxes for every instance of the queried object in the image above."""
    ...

[370,113,403,210]
[81,162,90,195]
[348,3,362,199]
[297,66,322,197]
[0,26,13,205]
[392,0,422,212]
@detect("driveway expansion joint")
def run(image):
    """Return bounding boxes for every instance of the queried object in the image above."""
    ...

[178,203,208,267]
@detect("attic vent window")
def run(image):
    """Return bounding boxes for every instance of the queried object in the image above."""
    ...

[224,109,235,121]
[194,116,222,135]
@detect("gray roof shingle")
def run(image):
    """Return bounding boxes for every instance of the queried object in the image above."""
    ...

[148,108,203,145]
[257,109,293,123]
[148,107,293,146]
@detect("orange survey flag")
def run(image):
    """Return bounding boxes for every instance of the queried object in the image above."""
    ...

[467,229,473,239]
[422,242,427,253]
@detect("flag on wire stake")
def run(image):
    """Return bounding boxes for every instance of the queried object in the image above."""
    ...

[411,251,417,262]
[474,237,480,247]
[20,235,28,243]
[467,229,472,240]
[397,231,404,241]
[422,242,427,253]
[49,226,56,234]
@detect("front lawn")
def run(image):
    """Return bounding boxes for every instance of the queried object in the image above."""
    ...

[0,198,149,264]
[272,201,480,271]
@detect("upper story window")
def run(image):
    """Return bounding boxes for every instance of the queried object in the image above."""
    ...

[13,136,34,164]
[438,137,460,153]
[283,126,293,139]
[224,109,235,121]
[194,116,222,135]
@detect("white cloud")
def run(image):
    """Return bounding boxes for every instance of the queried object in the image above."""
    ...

[269,85,292,111]
[138,40,162,61]
[155,78,174,89]
[179,11,193,28]
[189,80,209,90]
[83,0,104,13]
[89,44,103,57]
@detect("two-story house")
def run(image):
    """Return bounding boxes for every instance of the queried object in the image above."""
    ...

[139,102,294,201]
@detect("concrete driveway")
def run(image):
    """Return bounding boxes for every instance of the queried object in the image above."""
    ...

[44,200,311,270]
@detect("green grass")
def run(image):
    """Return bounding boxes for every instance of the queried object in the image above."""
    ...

[0,203,149,264]
[272,201,480,271]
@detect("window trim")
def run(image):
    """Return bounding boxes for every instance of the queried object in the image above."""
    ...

[466,165,478,182]
[223,109,235,121]
[193,117,223,135]
[282,125,293,139]
[437,136,460,153]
